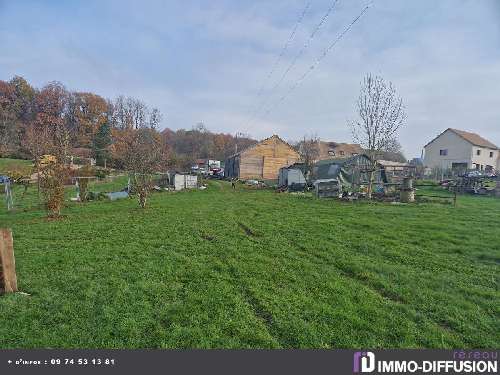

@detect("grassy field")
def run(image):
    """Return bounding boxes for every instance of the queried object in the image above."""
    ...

[0,157,32,175]
[0,173,498,348]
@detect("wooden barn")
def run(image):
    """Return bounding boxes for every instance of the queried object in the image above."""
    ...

[224,135,300,181]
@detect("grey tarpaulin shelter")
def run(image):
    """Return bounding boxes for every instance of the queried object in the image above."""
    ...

[311,155,388,192]
[278,164,307,191]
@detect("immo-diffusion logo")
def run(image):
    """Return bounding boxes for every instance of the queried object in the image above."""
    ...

[352,351,498,374]
[353,352,376,373]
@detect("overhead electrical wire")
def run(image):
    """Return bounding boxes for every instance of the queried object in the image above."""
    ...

[246,0,341,129]
[242,0,312,133]
[261,3,372,119]
[254,1,312,101]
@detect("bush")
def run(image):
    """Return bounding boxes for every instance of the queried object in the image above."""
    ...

[76,165,96,202]
[86,191,107,201]
[39,164,66,217]
[94,168,110,180]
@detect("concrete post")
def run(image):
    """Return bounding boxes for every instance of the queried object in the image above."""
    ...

[400,177,415,203]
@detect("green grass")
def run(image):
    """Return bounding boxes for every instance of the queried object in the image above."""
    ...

[0,178,498,348]
[0,157,32,175]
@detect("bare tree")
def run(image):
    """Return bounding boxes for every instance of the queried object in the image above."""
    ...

[148,107,162,129]
[298,134,320,178]
[350,74,406,198]
[131,98,147,129]
[124,128,163,208]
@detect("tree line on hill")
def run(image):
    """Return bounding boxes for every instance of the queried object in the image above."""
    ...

[0,76,256,169]
[0,75,405,170]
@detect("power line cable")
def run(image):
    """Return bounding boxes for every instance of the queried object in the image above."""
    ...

[261,3,372,119]
[247,0,341,128]
[242,0,312,133]
[254,1,312,100]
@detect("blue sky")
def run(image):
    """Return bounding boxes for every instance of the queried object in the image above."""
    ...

[1,0,499,157]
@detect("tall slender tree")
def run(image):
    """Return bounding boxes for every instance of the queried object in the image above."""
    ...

[350,74,406,198]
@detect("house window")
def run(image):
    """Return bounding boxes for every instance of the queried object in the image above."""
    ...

[328,151,335,156]
[439,149,448,156]
[476,150,481,156]
[339,151,345,156]
[490,151,494,158]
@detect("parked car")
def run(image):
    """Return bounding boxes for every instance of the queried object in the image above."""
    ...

[460,170,483,178]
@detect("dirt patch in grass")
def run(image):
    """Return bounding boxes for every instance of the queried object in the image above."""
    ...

[477,254,500,264]
[238,222,259,237]
[200,233,216,242]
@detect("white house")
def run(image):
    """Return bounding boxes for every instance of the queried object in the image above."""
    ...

[423,128,499,173]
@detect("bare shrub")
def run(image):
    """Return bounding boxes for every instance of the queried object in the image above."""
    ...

[124,129,163,208]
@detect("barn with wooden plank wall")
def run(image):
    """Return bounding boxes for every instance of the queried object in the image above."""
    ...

[225,135,300,181]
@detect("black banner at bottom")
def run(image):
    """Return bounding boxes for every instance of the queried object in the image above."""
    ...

[0,349,497,375]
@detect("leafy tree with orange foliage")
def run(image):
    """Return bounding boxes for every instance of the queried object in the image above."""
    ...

[67,92,108,147]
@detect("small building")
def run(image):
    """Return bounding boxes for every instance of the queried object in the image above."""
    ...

[311,154,388,191]
[423,128,499,173]
[278,165,307,191]
[225,135,300,181]
[173,174,198,191]
[377,160,413,179]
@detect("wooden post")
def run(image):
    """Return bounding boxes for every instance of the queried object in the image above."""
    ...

[0,228,17,293]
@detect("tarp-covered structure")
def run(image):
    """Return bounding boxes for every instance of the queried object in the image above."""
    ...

[278,164,307,191]
[311,154,388,190]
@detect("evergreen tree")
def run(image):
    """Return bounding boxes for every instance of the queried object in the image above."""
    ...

[92,122,112,166]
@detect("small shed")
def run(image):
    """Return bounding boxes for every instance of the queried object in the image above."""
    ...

[173,174,198,191]
[312,155,388,191]
[278,166,307,191]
